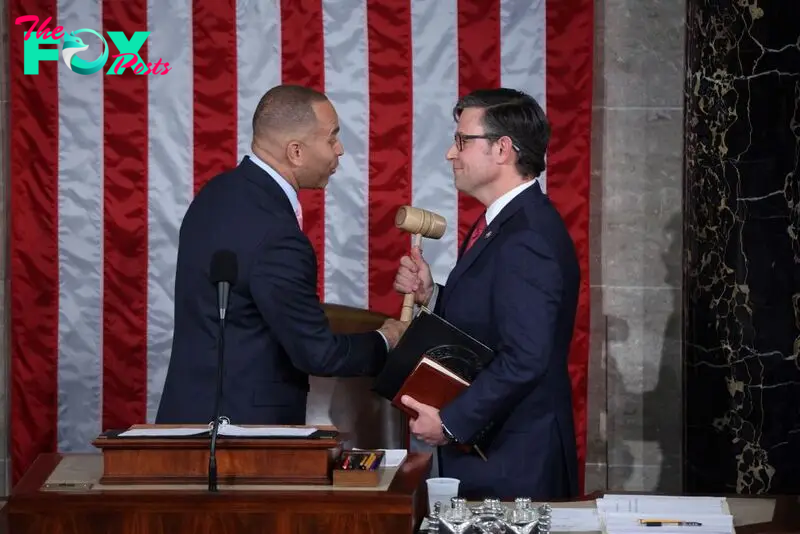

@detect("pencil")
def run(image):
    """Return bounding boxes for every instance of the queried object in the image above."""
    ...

[638,520,702,527]
[366,452,377,469]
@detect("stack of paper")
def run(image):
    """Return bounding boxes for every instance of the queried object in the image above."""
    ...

[597,494,728,514]
[118,425,317,438]
[596,495,733,534]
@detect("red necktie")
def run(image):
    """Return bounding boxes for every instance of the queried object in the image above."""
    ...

[295,204,303,230]
[464,213,486,252]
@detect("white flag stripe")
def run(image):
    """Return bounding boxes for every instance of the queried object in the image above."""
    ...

[146,0,194,423]
[305,0,374,429]
[500,0,548,191]
[235,0,281,162]
[56,0,104,453]
[410,0,460,286]
[322,0,370,310]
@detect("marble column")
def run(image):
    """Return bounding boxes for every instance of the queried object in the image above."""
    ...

[683,0,800,494]
[586,0,686,493]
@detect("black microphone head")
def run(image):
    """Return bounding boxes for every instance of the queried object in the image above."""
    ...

[210,250,238,285]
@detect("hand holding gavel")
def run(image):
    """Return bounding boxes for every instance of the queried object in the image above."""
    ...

[394,206,446,322]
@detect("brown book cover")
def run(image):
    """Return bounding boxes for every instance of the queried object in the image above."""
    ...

[391,356,470,418]
[392,356,488,460]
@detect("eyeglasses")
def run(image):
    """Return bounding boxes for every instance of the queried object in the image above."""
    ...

[453,133,520,153]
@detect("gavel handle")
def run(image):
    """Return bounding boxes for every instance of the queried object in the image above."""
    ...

[400,234,422,322]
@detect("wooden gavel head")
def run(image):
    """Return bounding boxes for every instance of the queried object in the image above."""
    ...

[395,205,446,323]
[395,206,447,239]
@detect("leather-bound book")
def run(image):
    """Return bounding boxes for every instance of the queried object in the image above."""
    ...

[391,356,470,417]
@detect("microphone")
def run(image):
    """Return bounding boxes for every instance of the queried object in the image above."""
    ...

[208,249,238,492]
[211,249,237,320]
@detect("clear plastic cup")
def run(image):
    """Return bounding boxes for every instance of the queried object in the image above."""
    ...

[426,477,461,514]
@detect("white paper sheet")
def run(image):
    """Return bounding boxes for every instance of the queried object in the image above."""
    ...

[597,494,727,514]
[217,425,317,437]
[596,495,733,534]
[602,512,733,534]
[118,427,207,437]
[118,425,318,438]
[550,508,602,531]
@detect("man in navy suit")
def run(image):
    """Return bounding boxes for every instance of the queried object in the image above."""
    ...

[157,85,407,426]
[394,88,580,500]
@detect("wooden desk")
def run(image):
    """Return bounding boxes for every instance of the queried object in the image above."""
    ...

[6,451,432,534]
[412,495,800,534]
[5,453,800,534]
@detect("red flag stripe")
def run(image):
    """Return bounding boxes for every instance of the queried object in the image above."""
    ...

[193,0,239,194]
[101,0,149,432]
[8,3,61,485]
[545,0,593,493]
[281,0,326,300]
[366,0,414,317]
[456,0,502,245]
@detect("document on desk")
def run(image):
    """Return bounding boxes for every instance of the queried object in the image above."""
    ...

[602,512,733,534]
[549,508,601,531]
[596,495,733,534]
[118,425,317,438]
[118,427,208,437]
[218,425,317,437]
[597,494,727,514]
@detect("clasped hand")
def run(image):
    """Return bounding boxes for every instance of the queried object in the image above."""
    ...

[402,395,447,446]
[393,246,434,307]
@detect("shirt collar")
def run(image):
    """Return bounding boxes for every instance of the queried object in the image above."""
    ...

[485,179,538,225]
[247,153,300,214]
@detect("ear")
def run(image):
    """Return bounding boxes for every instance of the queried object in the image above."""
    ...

[495,136,516,163]
[285,141,303,166]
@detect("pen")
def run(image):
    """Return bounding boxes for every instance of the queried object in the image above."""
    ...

[638,520,702,527]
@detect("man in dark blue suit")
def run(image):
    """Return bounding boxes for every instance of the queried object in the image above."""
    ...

[394,88,580,500]
[157,85,407,426]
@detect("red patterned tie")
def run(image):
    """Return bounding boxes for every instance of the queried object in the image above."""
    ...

[464,213,486,252]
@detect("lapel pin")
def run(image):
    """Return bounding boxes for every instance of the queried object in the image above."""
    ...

[485,230,493,239]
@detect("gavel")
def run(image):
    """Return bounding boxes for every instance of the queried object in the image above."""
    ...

[395,206,447,322]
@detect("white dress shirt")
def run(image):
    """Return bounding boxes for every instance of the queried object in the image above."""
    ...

[424,179,538,311]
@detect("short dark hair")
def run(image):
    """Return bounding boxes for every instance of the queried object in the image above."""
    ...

[252,85,329,138]
[453,88,550,178]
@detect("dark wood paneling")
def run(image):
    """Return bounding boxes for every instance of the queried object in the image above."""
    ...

[7,452,431,534]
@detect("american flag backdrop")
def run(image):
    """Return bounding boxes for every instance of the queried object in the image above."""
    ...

[8,0,593,489]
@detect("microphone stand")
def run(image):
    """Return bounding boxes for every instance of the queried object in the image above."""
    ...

[208,312,226,492]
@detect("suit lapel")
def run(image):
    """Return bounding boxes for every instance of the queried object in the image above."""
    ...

[441,181,542,310]
[443,222,496,304]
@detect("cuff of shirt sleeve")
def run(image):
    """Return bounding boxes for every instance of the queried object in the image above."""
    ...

[375,329,390,351]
